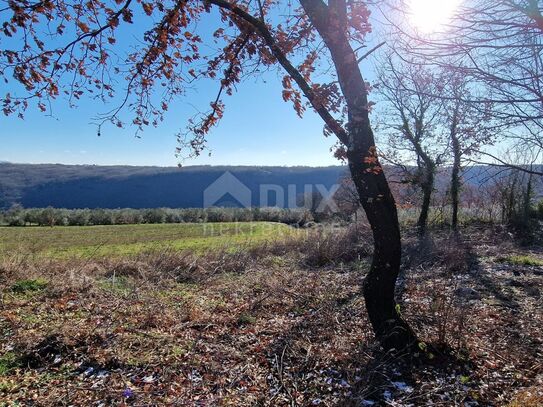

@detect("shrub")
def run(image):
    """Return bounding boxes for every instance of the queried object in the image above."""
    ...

[300,223,371,267]
[5,204,25,226]
[114,209,143,224]
[206,207,234,222]
[8,216,25,226]
[181,208,207,223]
[536,200,543,220]
[1,206,315,227]
[88,208,113,225]
[0,352,19,375]
[11,278,48,294]
[67,209,90,226]
[164,210,181,223]
[143,208,166,224]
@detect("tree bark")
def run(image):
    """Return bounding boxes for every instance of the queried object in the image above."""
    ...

[417,165,434,235]
[450,133,461,230]
[347,149,418,350]
[210,0,419,351]
[300,0,418,351]
[523,174,533,220]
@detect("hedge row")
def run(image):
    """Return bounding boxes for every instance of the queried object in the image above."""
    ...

[0,206,314,227]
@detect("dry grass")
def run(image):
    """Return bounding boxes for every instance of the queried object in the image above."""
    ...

[508,386,543,406]
[1,224,542,405]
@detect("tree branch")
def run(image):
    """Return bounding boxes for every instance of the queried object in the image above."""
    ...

[471,149,543,176]
[206,0,349,145]
[357,41,385,63]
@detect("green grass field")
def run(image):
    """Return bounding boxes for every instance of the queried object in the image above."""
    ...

[0,222,296,259]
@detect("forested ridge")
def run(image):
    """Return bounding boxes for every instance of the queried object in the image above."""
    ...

[0,163,345,209]
[2,162,541,210]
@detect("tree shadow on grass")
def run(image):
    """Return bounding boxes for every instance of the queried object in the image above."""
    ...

[260,263,474,406]
[462,235,543,357]
[466,245,521,310]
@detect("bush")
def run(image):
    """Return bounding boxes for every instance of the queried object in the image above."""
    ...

[36,207,56,226]
[24,208,42,225]
[114,209,143,224]
[67,209,90,226]
[143,208,166,224]
[206,207,234,222]
[181,208,207,223]
[5,204,25,226]
[536,200,543,220]
[300,223,371,267]
[86,209,108,225]
[164,210,181,223]
[0,206,315,227]
[11,278,48,294]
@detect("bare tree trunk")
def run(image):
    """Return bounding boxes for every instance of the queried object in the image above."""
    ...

[450,133,461,230]
[417,166,434,235]
[210,0,419,351]
[348,148,418,350]
[298,0,418,351]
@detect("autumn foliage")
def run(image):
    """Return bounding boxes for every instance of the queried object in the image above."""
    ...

[1,0,373,158]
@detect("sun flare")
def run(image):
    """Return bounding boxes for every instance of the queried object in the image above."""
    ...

[408,0,460,33]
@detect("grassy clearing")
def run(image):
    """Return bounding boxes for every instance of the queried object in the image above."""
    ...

[0,225,541,405]
[0,222,296,259]
[497,254,543,266]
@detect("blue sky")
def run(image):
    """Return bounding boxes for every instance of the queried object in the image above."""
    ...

[2,2,521,169]
[0,70,339,167]
[1,4,369,168]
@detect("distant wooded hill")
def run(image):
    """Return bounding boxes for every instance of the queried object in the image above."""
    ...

[0,162,540,209]
[0,163,347,209]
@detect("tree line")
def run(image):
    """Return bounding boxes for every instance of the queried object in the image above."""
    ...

[0,206,314,227]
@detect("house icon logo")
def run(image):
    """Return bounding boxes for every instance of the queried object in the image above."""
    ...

[203,172,252,208]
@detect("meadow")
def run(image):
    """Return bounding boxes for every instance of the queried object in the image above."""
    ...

[1,221,542,405]
[0,222,296,259]
[1,0,543,403]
